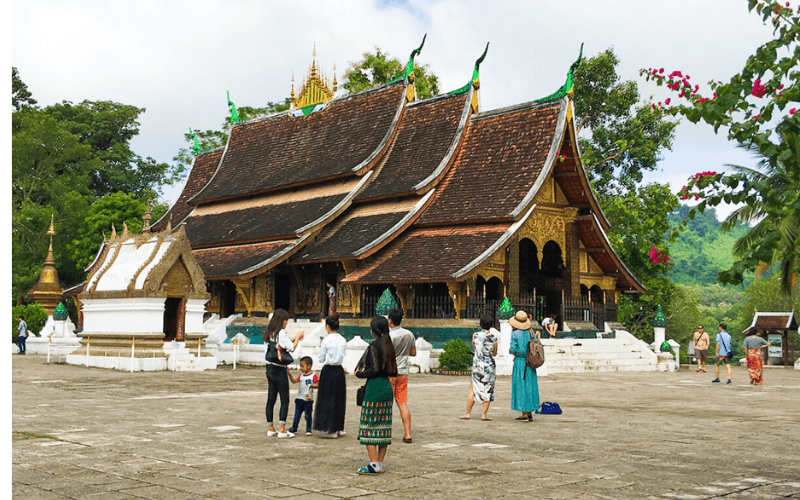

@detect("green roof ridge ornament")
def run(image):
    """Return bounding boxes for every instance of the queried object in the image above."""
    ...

[651,304,668,328]
[227,91,243,125]
[388,34,427,85]
[53,302,68,321]
[449,42,490,95]
[496,296,515,321]
[536,43,583,103]
[375,288,399,316]
[190,128,201,155]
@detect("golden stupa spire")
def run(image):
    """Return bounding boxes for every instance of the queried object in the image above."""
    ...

[142,202,151,233]
[26,214,63,315]
[291,44,336,109]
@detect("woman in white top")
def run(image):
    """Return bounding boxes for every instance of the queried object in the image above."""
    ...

[264,309,304,438]
[314,313,348,438]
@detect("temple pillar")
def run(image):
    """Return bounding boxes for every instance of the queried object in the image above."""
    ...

[395,284,414,319]
[564,208,581,299]
[507,236,520,301]
[232,277,254,317]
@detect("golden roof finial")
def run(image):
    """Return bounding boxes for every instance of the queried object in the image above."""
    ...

[47,214,56,236]
[110,223,117,240]
[333,63,338,93]
[292,45,336,109]
[142,202,151,233]
[291,73,295,100]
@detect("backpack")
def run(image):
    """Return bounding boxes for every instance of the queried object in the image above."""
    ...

[525,330,545,374]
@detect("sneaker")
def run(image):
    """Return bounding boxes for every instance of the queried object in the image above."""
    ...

[277,431,295,438]
[726,379,732,384]
[288,427,297,434]
[712,378,721,383]
[320,431,338,439]
[337,430,347,437]
[306,431,313,436]
[267,430,278,437]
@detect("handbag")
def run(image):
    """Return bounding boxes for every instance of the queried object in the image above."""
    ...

[535,402,562,414]
[356,384,366,406]
[265,341,294,366]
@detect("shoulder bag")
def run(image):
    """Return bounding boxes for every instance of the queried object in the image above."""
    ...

[265,341,294,366]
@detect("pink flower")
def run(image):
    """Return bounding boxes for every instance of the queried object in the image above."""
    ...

[652,104,657,110]
[659,68,664,74]
[669,70,683,78]
[754,114,762,120]
[665,98,671,105]
[790,108,797,115]
[752,79,767,98]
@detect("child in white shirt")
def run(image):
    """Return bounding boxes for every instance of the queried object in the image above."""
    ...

[288,356,319,435]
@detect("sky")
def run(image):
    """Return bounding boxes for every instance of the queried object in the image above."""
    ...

[11,0,778,220]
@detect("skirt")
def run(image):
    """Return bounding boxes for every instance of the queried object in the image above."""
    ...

[358,377,393,446]
[313,365,347,433]
[746,348,764,385]
[358,399,392,446]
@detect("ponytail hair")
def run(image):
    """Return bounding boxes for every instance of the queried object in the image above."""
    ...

[325,312,340,332]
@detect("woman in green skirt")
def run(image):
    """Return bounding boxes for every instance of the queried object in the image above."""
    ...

[354,316,398,474]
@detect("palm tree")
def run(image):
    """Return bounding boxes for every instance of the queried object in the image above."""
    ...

[720,137,800,294]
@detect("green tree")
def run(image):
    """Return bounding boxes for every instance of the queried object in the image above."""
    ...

[45,100,182,198]
[11,70,176,304]
[12,303,48,339]
[343,48,439,99]
[646,1,800,294]
[67,192,168,269]
[573,48,678,196]
[12,67,37,111]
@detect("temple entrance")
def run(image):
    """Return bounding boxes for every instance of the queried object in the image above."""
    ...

[163,297,183,341]
[219,280,237,318]
[275,273,292,313]
[519,238,540,301]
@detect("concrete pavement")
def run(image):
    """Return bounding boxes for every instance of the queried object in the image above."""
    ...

[11,354,800,499]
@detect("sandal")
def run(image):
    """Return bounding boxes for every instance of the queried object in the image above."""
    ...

[357,464,382,475]
[459,415,470,420]
[514,416,529,421]
[481,417,492,421]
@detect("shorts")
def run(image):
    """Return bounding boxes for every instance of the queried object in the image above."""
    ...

[389,375,408,405]
[716,354,731,364]
[695,349,708,362]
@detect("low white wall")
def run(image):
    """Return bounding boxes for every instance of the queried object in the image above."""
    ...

[82,298,165,334]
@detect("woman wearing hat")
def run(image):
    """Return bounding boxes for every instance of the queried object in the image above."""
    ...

[509,310,540,421]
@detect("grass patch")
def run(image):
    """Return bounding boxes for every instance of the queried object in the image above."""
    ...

[14,431,57,440]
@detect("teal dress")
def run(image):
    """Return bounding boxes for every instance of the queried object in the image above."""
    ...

[510,329,540,412]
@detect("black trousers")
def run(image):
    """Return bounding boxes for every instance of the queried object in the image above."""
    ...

[265,364,290,425]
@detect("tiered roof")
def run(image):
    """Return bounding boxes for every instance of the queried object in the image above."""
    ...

[155,44,644,293]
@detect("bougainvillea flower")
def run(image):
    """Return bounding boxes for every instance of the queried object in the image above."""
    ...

[752,79,767,98]
[665,98,671,105]
[790,108,797,115]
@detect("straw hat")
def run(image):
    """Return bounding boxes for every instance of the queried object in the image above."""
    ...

[509,310,531,330]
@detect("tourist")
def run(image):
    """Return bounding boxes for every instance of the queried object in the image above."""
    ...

[354,316,398,475]
[264,309,305,438]
[16,315,27,355]
[314,313,348,438]
[542,314,557,338]
[460,314,498,421]
[712,323,733,385]
[387,308,415,443]
[509,311,540,421]
[692,325,709,372]
[288,356,318,436]
[327,282,336,314]
[743,330,769,385]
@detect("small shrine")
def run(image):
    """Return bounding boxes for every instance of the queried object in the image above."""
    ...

[67,219,214,371]
[742,311,798,366]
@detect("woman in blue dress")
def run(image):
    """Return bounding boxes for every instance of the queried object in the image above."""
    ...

[509,310,540,421]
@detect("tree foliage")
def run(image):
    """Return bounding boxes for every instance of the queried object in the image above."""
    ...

[573,48,678,196]
[644,0,800,293]
[11,70,175,304]
[11,303,48,339]
[342,48,439,99]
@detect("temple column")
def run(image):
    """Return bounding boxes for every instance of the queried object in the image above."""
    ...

[395,284,414,319]
[507,236,520,301]
[563,208,581,299]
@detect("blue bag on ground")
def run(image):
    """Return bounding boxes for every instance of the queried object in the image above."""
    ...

[535,402,562,414]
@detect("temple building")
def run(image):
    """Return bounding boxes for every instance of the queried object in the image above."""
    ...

[133,41,645,334]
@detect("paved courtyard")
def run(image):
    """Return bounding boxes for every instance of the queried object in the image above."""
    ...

[11,354,800,499]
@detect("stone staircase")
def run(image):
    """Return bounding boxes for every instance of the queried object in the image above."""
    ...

[542,331,659,373]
